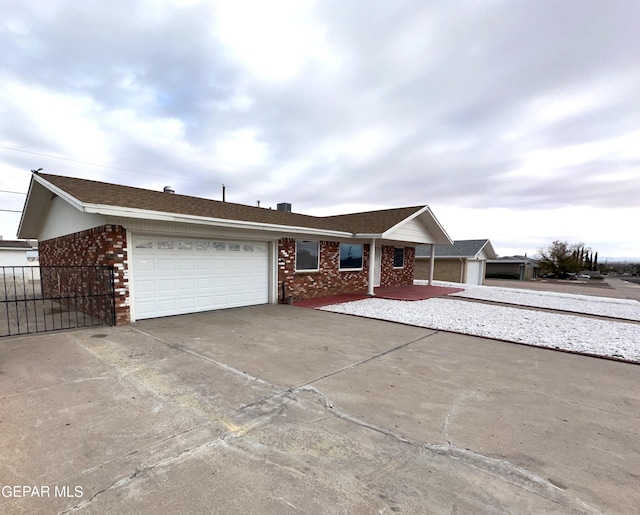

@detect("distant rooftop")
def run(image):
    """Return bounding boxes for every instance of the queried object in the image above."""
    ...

[416,239,496,259]
[0,240,35,250]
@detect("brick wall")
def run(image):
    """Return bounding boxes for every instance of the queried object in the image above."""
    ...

[415,258,463,283]
[278,239,415,300]
[39,225,129,324]
[380,246,414,287]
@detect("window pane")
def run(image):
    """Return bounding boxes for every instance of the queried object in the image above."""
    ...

[296,240,319,270]
[340,244,363,269]
[394,247,404,267]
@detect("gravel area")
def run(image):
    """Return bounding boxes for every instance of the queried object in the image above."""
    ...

[320,296,640,363]
[417,280,640,321]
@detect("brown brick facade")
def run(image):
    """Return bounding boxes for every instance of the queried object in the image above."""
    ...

[39,225,129,324]
[380,246,415,288]
[415,258,463,283]
[278,239,414,301]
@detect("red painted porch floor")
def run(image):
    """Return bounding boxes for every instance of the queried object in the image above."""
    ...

[292,284,465,309]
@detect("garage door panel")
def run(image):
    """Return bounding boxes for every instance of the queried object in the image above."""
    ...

[134,259,155,271]
[177,259,195,270]
[177,297,196,310]
[157,279,176,292]
[157,259,176,271]
[135,279,157,293]
[158,299,176,312]
[133,236,269,320]
[196,278,212,289]
[177,278,195,290]
[227,276,243,287]
[213,277,228,287]
[197,259,212,270]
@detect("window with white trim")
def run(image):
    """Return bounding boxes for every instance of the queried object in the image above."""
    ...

[393,247,405,268]
[339,243,363,270]
[296,240,319,271]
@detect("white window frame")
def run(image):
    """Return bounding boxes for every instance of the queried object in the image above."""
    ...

[295,240,320,272]
[339,243,364,271]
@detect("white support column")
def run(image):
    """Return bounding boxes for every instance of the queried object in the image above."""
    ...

[428,243,435,286]
[368,239,376,296]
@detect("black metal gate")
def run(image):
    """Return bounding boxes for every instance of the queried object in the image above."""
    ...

[1,266,116,337]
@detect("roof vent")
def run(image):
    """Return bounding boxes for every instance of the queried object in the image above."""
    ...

[277,202,292,213]
[163,186,175,194]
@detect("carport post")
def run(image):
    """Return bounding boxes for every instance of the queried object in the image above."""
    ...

[428,243,435,286]
[368,239,376,296]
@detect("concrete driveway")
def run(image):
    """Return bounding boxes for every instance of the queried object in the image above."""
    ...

[1,305,639,514]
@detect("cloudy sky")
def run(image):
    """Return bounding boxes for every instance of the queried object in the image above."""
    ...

[1,0,639,258]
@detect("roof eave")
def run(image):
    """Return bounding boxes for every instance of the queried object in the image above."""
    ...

[379,206,453,245]
[19,174,90,239]
[478,240,498,260]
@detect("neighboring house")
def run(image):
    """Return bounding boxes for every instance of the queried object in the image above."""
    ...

[415,239,497,285]
[0,239,39,267]
[18,172,452,324]
[485,255,539,281]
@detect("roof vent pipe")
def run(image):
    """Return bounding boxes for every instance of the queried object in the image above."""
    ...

[163,186,175,194]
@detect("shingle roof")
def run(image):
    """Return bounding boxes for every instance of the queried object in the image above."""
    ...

[325,206,427,234]
[416,239,492,258]
[36,173,427,236]
[488,256,539,264]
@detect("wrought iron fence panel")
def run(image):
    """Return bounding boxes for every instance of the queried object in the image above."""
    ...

[1,266,115,337]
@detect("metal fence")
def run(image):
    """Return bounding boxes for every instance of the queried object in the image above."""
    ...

[1,266,116,337]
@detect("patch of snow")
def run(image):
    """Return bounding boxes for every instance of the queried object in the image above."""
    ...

[414,280,640,322]
[320,298,640,363]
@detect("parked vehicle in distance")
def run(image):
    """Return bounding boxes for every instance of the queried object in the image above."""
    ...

[577,273,590,279]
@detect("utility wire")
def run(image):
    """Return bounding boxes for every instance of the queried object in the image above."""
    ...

[0,144,285,207]
[0,144,197,180]
[0,209,23,213]
[0,189,26,195]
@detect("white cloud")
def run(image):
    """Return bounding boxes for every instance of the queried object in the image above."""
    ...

[2,79,108,163]
[213,129,267,168]
[213,0,333,81]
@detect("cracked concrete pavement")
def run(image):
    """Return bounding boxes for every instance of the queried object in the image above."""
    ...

[1,305,639,514]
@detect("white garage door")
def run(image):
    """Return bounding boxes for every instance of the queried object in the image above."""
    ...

[466,260,484,285]
[132,235,269,320]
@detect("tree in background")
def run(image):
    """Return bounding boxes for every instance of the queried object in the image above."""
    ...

[537,241,588,278]
[593,252,598,271]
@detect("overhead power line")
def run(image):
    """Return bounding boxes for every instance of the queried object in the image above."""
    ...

[0,144,184,179]
[0,144,288,208]
[0,189,26,195]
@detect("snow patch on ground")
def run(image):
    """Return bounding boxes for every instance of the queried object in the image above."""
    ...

[414,280,640,322]
[320,298,640,363]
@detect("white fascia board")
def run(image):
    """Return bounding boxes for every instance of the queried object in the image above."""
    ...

[481,240,498,259]
[380,207,427,237]
[381,206,453,245]
[33,174,85,211]
[17,178,37,238]
[83,203,352,238]
[422,206,454,245]
[354,233,384,239]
